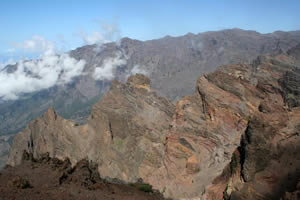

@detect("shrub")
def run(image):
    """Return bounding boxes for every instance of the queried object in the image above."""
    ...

[137,183,153,193]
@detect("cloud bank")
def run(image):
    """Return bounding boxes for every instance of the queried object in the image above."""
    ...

[0,36,86,101]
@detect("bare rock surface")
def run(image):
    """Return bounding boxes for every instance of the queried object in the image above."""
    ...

[8,51,300,199]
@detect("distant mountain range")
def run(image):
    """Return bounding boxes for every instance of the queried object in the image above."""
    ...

[1,28,300,169]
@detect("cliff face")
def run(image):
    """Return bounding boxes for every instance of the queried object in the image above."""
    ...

[8,52,300,199]
[203,55,300,200]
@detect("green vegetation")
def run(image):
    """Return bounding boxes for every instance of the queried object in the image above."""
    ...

[114,137,123,148]
[137,184,153,193]
[230,152,239,174]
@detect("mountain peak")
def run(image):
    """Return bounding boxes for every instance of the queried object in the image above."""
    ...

[44,107,57,120]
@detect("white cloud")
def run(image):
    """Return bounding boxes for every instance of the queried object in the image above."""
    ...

[0,36,86,101]
[122,64,149,81]
[93,51,126,81]
[130,65,148,76]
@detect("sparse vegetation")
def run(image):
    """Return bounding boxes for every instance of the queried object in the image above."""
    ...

[230,152,239,174]
[130,183,154,193]
[137,184,153,193]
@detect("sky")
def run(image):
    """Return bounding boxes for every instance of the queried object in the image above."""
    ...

[0,0,299,62]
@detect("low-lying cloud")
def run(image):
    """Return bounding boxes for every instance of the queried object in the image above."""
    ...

[130,65,148,76]
[93,50,150,82]
[0,23,150,101]
[0,36,86,101]
[93,51,127,80]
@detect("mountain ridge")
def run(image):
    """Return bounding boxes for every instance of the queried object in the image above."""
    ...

[1,28,300,169]
[7,46,300,199]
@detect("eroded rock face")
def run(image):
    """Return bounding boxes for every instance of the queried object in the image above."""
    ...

[226,113,300,200]
[203,55,300,200]
[87,74,175,182]
[8,73,175,183]
[8,53,300,200]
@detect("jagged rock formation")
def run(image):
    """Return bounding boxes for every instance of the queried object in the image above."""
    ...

[0,152,166,200]
[8,49,300,199]
[8,74,175,184]
[2,29,300,169]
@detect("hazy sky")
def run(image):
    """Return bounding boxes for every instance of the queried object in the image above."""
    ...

[1,0,299,62]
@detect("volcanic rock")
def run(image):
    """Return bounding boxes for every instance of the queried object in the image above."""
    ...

[8,52,300,199]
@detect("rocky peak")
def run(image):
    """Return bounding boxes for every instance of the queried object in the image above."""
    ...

[44,107,58,121]
[127,74,150,86]
[126,74,151,91]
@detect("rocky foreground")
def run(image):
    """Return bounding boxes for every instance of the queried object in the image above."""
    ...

[0,152,166,200]
[6,45,300,200]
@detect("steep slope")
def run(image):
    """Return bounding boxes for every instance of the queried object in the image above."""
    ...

[0,135,12,169]
[8,50,300,199]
